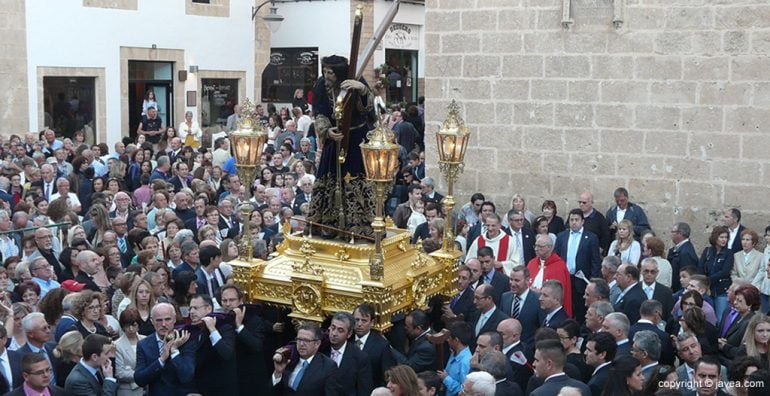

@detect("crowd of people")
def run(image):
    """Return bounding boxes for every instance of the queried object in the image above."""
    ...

[0,90,768,396]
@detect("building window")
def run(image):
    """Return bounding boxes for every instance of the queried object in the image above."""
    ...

[261,47,318,103]
[43,77,97,142]
[201,79,238,128]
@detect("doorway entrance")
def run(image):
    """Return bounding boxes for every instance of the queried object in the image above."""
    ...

[384,49,418,106]
[128,61,174,140]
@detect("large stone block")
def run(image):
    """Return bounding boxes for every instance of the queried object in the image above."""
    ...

[564,129,600,153]
[711,160,761,185]
[731,56,770,81]
[595,104,633,129]
[644,131,689,157]
[492,79,529,100]
[482,32,523,54]
[545,56,591,78]
[681,107,723,132]
[447,79,492,99]
[497,9,532,31]
[600,81,649,104]
[514,102,554,125]
[426,55,462,77]
[524,32,565,53]
[569,153,616,177]
[568,80,600,102]
[682,57,729,81]
[463,55,502,77]
[689,133,739,160]
[654,32,693,55]
[441,33,481,53]
[592,56,634,80]
[724,186,770,211]
[741,134,770,161]
[502,55,544,77]
[599,130,644,154]
[677,181,721,209]
[723,31,750,55]
[555,103,594,128]
[531,80,567,101]
[628,179,676,206]
[715,6,770,30]
[724,106,770,133]
[650,82,698,104]
[522,126,563,151]
[663,158,713,182]
[426,10,462,32]
[698,82,752,106]
[635,106,681,130]
[462,10,498,31]
[664,7,714,30]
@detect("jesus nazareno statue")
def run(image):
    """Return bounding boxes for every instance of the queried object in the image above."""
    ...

[308,55,376,239]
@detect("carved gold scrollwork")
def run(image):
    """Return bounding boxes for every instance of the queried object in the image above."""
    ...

[334,249,350,262]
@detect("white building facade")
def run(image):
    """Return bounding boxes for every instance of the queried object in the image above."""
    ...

[2,0,425,146]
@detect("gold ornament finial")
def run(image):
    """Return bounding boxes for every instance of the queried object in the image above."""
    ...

[236,98,258,131]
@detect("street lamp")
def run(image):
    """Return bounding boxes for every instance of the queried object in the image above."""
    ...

[252,1,285,33]
[231,98,267,260]
[436,100,470,252]
[360,121,401,281]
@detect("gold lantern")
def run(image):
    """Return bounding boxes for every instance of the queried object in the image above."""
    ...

[231,98,267,261]
[436,99,470,252]
[360,121,400,280]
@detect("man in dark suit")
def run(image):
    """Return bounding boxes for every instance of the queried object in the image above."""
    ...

[668,222,699,292]
[110,217,133,268]
[33,163,58,202]
[189,294,237,395]
[724,208,745,254]
[681,356,731,396]
[443,265,476,323]
[555,208,603,323]
[474,250,510,306]
[195,245,226,300]
[629,300,676,366]
[639,258,675,321]
[530,339,591,396]
[64,334,118,396]
[185,197,209,238]
[353,304,395,387]
[613,264,647,324]
[468,285,510,351]
[583,332,616,396]
[578,192,611,253]
[0,326,23,394]
[134,303,197,396]
[500,266,543,345]
[321,312,373,396]
[479,350,523,396]
[109,191,135,229]
[17,313,58,386]
[219,285,272,396]
[539,280,569,329]
[497,318,531,392]
[391,310,437,373]
[419,177,444,204]
[503,209,536,266]
[6,354,65,396]
[217,198,240,240]
[272,322,340,395]
[603,312,632,357]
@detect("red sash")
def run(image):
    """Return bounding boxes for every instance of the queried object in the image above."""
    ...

[477,233,511,270]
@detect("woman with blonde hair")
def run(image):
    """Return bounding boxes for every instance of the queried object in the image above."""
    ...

[737,313,770,369]
[52,330,84,387]
[126,279,156,336]
[87,203,111,247]
[733,229,763,284]
[510,194,535,225]
[608,219,641,265]
[198,224,221,246]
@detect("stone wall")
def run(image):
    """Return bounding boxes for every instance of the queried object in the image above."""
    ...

[0,0,29,136]
[424,0,770,249]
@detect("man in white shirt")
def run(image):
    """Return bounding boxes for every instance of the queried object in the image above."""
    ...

[38,164,57,202]
[49,178,81,213]
[0,211,18,261]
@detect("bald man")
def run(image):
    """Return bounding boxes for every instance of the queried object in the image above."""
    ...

[498,318,531,391]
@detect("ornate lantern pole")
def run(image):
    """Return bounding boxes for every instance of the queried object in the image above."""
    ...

[230,98,267,261]
[360,121,401,281]
[436,100,470,253]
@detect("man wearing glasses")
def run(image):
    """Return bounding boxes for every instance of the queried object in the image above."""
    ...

[26,228,64,280]
[29,258,60,299]
[6,354,64,396]
[272,323,340,394]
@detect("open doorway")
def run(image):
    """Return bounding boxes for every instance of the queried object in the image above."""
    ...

[128,61,174,140]
[384,49,418,106]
